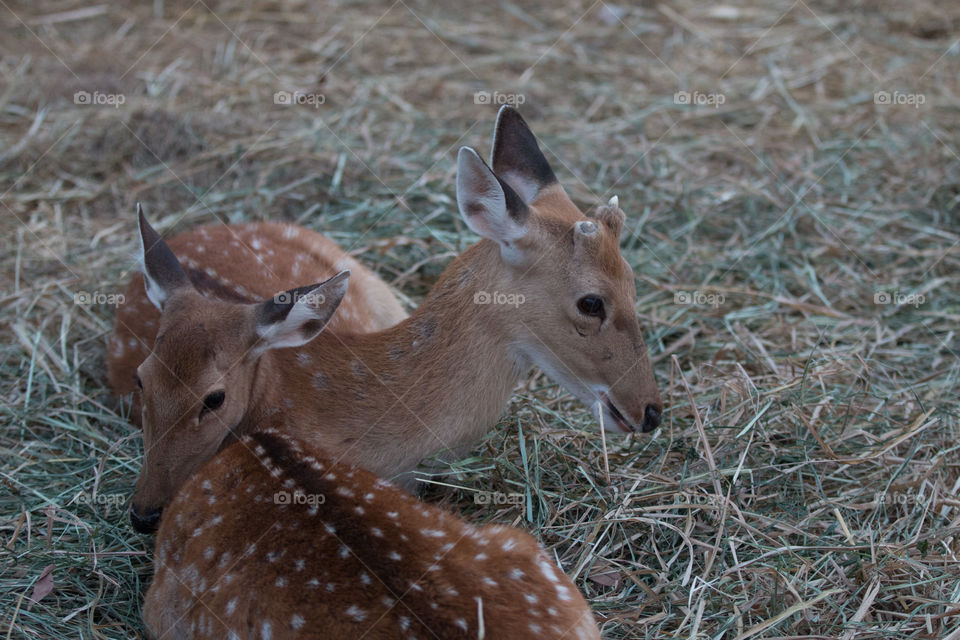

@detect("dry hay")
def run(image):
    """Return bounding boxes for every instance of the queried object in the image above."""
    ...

[1,0,958,637]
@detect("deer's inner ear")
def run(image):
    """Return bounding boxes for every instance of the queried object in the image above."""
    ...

[489,106,558,204]
[138,205,191,310]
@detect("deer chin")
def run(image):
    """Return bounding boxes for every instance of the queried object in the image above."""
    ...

[598,391,640,433]
[516,348,643,434]
[215,422,243,452]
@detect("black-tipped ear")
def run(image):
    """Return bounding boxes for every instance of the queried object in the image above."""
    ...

[252,270,350,356]
[490,106,557,204]
[457,147,529,245]
[138,204,190,311]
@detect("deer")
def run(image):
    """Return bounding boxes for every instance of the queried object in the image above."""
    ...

[122,106,663,533]
[143,429,601,640]
[107,212,409,420]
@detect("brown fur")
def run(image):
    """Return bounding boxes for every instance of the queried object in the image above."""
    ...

[143,431,600,640]
[120,112,663,519]
[107,221,407,402]
[126,200,661,516]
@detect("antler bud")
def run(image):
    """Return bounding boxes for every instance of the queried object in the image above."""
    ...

[575,220,599,237]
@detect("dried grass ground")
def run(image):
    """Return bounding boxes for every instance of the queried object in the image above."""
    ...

[1,0,959,638]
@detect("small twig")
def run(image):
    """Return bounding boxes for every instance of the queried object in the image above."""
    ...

[595,401,611,485]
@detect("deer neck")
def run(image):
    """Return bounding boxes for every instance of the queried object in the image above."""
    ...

[236,353,285,437]
[273,240,530,481]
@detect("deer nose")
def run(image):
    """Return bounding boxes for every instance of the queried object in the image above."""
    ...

[130,505,163,534]
[640,404,662,432]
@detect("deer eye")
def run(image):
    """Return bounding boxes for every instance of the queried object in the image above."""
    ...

[200,390,226,417]
[577,296,605,320]
[134,375,143,390]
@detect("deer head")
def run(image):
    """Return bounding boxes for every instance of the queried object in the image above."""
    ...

[129,206,349,533]
[456,106,662,435]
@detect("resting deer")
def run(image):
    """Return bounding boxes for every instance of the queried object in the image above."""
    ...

[144,430,601,640]
[122,106,663,532]
[107,213,408,419]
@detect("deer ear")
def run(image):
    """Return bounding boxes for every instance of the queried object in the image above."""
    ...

[138,204,190,311]
[252,271,349,356]
[489,106,558,204]
[457,146,529,251]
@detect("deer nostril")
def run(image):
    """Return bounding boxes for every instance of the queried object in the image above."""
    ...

[130,505,163,534]
[641,405,662,432]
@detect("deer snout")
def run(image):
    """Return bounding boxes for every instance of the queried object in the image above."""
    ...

[640,403,662,432]
[130,504,163,534]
